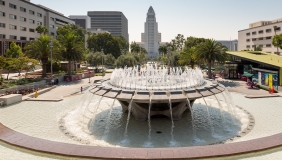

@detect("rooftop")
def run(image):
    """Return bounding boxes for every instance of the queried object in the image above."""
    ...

[226,51,282,68]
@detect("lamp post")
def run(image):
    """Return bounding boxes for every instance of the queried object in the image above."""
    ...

[101,49,104,77]
[50,40,53,76]
[167,46,171,68]
[88,70,91,83]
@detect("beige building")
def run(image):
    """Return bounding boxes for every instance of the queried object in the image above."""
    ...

[0,0,74,55]
[238,18,282,55]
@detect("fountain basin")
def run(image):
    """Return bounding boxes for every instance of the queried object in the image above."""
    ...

[91,80,225,121]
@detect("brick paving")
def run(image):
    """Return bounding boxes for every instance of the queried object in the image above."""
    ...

[0,75,282,159]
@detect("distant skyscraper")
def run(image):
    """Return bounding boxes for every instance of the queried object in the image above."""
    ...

[69,15,91,30]
[137,6,166,59]
[87,11,129,41]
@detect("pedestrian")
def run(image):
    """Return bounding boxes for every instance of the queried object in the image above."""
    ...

[81,87,83,93]
[51,78,54,86]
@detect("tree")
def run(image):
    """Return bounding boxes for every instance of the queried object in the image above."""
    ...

[36,25,49,35]
[115,53,137,68]
[178,47,198,68]
[158,45,167,55]
[196,39,228,79]
[87,33,121,58]
[254,46,263,51]
[273,26,279,54]
[25,35,61,77]
[185,36,207,48]
[13,57,39,78]
[104,54,116,66]
[57,30,85,75]
[5,42,24,58]
[174,34,185,51]
[57,24,86,42]
[273,34,282,51]
[130,41,141,53]
[116,35,129,52]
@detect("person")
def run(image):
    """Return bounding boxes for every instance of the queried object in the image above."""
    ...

[81,87,83,93]
[51,78,54,86]
[56,79,59,85]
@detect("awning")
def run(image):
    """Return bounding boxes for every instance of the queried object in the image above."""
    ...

[204,66,215,70]
[241,73,253,77]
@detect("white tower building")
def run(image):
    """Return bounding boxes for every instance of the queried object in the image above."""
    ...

[143,6,160,59]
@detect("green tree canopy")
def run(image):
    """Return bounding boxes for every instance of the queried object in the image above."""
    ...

[116,35,129,52]
[25,35,61,77]
[87,33,121,58]
[57,30,85,75]
[196,39,228,79]
[57,24,86,42]
[158,45,167,55]
[273,34,282,50]
[115,53,137,68]
[185,36,207,48]
[36,25,48,35]
[104,54,116,66]
[5,42,24,58]
[86,52,103,67]
[130,41,141,53]
[178,47,198,68]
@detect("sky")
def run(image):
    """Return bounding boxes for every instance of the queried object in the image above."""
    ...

[31,0,282,43]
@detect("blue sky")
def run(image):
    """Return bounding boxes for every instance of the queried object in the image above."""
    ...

[32,0,282,43]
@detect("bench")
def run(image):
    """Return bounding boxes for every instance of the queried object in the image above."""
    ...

[0,94,22,106]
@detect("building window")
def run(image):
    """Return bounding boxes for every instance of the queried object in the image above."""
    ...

[20,17,27,22]
[50,17,54,21]
[20,37,26,40]
[0,0,5,5]
[29,10,35,15]
[266,36,272,40]
[246,45,250,48]
[29,19,35,24]
[276,27,281,31]
[266,29,271,33]
[0,23,5,28]
[9,3,16,9]
[29,28,35,32]
[51,32,55,36]
[246,39,250,42]
[50,24,55,28]
[9,14,17,19]
[9,35,17,40]
[258,44,263,47]
[246,33,250,36]
[258,37,263,40]
[9,24,17,30]
[0,34,5,39]
[20,7,26,12]
[252,45,256,48]
[252,38,256,41]
[37,13,42,17]
[0,11,5,17]
[20,26,26,31]
[29,37,35,41]
[266,44,271,47]
[37,21,42,25]
[258,30,263,34]
[252,31,256,35]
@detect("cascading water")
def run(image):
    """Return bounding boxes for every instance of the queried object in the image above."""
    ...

[61,65,250,148]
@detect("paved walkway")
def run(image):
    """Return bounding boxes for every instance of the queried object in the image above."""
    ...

[1,76,282,159]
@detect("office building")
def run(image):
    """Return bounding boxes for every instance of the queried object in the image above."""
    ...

[87,11,128,41]
[238,18,282,55]
[0,0,74,55]
[216,40,238,51]
[69,15,90,30]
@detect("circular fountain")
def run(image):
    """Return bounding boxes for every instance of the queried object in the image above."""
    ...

[91,65,226,121]
[61,65,251,148]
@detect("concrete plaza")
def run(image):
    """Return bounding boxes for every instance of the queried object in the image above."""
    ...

[0,75,282,159]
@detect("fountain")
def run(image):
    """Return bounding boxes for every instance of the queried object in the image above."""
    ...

[61,65,251,148]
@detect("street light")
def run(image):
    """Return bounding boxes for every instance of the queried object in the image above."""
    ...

[167,46,171,68]
[101,49,104,77]
[50,40,53,76]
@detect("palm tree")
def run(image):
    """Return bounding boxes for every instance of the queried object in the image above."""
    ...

[36,25,49,35]
[158,45,167,55]
[57,31,84,75]
[196,39,228,79]
[25,35,60,77]
[130,41,141,53]
[273,26,279,54]
[178,47,197,68]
